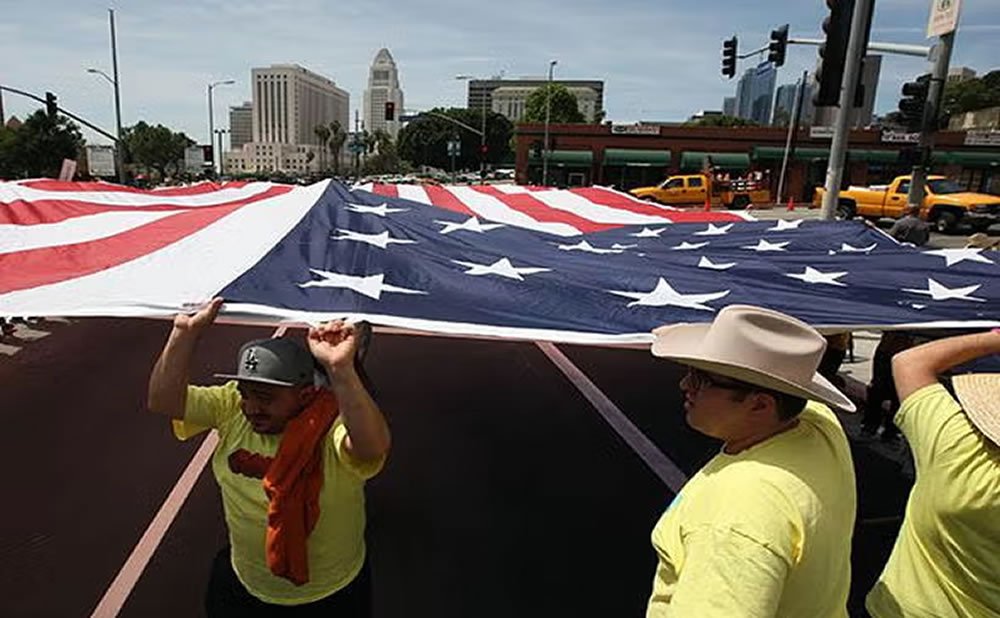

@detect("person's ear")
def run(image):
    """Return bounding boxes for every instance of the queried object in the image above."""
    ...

[748,391,779,420]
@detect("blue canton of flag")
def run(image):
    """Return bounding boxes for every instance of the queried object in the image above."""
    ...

[218,182,1000,345]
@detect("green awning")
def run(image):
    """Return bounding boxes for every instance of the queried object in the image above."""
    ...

[603,148,671,167]
[680,151,750,171]
[849,149,899,164]
[931,151,1000,167]
[752,146,831,161]
[528,150,594,166]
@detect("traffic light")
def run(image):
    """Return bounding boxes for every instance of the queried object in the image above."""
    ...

[384,101,395,121]
[721,36,738,79]
[480,144,489,156]
[898,74,930,132]
[814,0,874,107]
[814,0,854,107]
[768,25,789,67]
[45,91,58,118]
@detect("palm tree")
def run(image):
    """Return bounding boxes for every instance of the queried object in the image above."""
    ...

[327,121,347,176]
[313,125,331,174]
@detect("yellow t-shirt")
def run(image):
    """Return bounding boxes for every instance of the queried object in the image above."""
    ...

[647,402,856,618]
[172,381,384,606]
[866,383,1000,618]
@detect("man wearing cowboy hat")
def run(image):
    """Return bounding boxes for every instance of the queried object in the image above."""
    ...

[646,305,857,618]
[866,329,1000,617]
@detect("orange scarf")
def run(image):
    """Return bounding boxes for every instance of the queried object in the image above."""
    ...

[261,389,338,586]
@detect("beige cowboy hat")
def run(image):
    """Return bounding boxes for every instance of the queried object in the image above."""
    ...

[651,304,856,412]
[952,374,1000,446]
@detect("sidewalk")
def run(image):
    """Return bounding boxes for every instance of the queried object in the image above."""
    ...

[835,331,915,479]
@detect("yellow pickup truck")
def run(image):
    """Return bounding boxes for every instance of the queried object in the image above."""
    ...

[814,175,1000,233]
[630,174,770,209]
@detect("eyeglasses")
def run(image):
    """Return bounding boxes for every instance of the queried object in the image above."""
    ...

[685,368,753,393]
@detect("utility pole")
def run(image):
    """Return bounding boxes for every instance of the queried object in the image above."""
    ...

[108,9,125,184]
[541,60,557,186]
[776,70,808,205]
[819,0,875,220]
[906,31,955,209]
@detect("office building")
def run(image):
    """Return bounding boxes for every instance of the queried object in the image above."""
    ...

[362,48,405,139]
[228,102,252,150]
[225,64,350,175]
[722,96,736,117]
[467,78,604,122]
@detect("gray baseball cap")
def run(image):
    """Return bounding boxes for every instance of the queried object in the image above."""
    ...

[215,337,315,387]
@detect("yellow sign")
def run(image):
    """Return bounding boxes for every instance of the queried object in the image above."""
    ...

[927,0,962,37]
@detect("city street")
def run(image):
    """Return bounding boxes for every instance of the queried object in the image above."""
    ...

[1,276,916,617]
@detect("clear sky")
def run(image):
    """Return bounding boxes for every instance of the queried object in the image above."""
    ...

[2,0,997,145]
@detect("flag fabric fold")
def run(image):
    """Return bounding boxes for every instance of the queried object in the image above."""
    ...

[1,179,997,346]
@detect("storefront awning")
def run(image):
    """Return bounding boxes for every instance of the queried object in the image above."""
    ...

[529,150,594,166]
[680,151,750,171]
[931,151,1000,167]
[849,150,899,164]
[602,148,671,167]
[752,146,831,161]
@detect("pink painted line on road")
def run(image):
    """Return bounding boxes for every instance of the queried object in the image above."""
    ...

[89,430,219,617]
[535,341,688,493]
[91,326,287,617]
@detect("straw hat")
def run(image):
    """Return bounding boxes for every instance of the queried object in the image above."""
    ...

[651,304,856,412]
[953,374,1000,446]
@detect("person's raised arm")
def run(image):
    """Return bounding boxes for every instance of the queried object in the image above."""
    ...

[308,321,390,463]
[893,329,1000,402]
[147,298,224,419]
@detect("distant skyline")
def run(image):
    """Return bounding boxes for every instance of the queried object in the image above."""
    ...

[2,0,998,145]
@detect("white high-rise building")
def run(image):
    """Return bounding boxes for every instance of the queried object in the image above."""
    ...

[363,49,404,139]
[225,64,350,176]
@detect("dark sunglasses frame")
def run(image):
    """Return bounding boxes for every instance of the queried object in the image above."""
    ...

[686,367,755,393]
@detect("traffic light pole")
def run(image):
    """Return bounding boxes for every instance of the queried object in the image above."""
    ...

[819,0,873,221]
[905,32,955,209]
[0,86,118,142]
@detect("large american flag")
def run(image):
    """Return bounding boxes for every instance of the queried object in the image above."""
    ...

[1,179,997,345]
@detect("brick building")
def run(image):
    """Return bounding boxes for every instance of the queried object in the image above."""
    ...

[515,123,1000,201]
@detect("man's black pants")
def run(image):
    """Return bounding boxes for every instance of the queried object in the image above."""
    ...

[205,547,371,617]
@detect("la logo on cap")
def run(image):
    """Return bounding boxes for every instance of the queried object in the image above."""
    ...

[244,348,259,372]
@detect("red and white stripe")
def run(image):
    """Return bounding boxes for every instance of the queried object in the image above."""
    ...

[0,180,320,317]
[354,183,752,236]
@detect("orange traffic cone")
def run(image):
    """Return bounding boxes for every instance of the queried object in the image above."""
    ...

[786,197,795,212]
[703,195,712,212]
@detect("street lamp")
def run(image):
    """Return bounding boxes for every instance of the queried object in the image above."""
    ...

[456,74,488,182]
[86,68,124,182]
[85,8,126,184]
[542,60,557,187]
[207,79,235,176]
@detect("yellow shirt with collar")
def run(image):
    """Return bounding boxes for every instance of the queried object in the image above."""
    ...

[172,381,384,606]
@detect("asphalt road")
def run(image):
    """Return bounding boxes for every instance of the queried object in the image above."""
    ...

[0,316,912,618]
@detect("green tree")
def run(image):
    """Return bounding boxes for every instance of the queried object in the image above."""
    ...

[314,124,331,172]
[121,121,194,180]
[523,84,586,124]
[940,70,1000,126]
[397,107,513,170]
[0,110,84,179]
[361,130,402,175]
[327,121,347,175]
